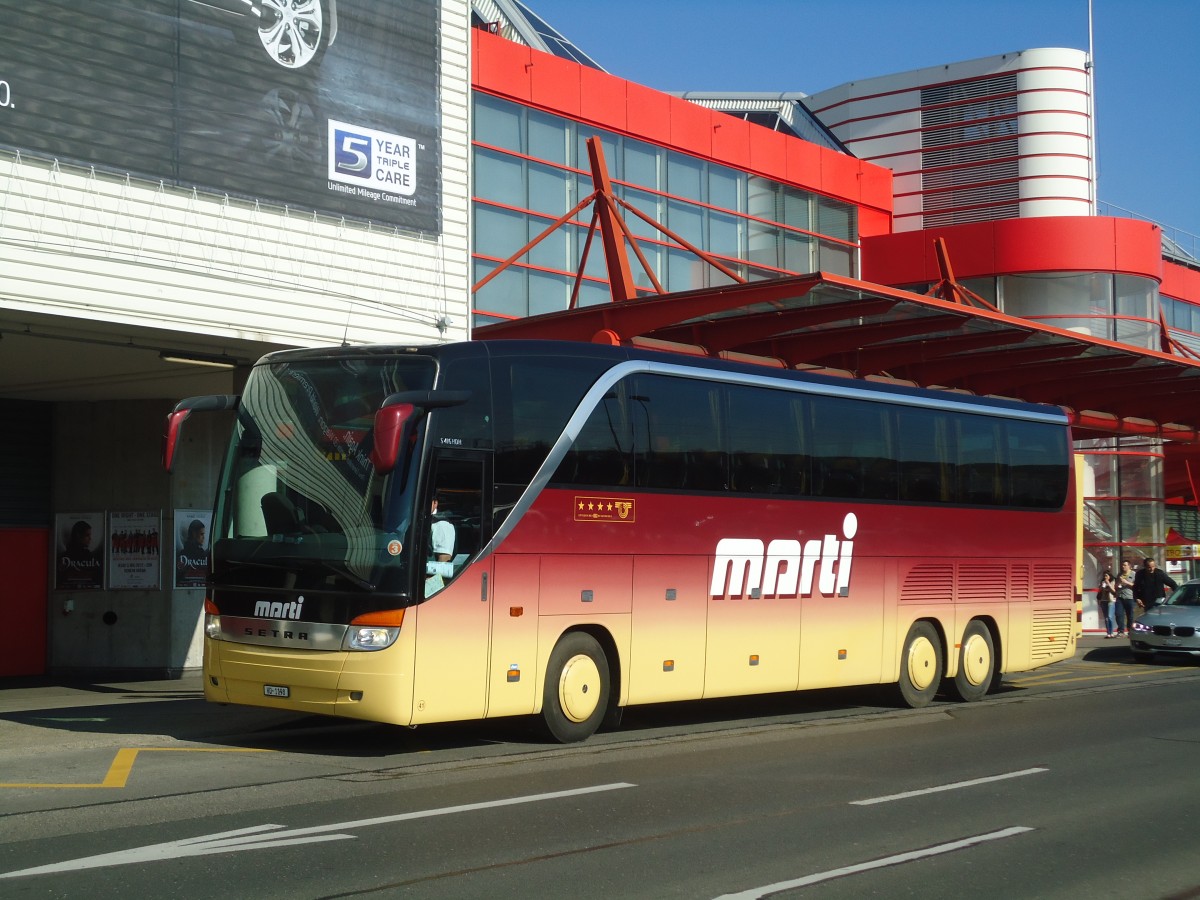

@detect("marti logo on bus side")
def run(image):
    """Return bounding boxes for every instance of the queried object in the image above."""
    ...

[711,513,857,600]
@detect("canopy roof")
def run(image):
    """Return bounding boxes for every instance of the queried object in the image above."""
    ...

[476,271,1200,444]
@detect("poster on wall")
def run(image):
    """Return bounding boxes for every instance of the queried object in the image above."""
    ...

[0,0,442,232]
[173,509,212,589]
[107,511,162,590]
[53,511,105,591]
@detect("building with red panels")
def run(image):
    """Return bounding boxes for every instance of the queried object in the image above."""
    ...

[470,27,893,326]
[802,48,1200,604]
[471,13,1200,630]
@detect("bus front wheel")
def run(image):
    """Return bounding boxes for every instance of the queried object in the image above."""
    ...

[950,620,995,702]
[896,621,943,708]
[541,632,610,743]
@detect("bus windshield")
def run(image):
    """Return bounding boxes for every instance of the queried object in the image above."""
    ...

[213,354,436,598]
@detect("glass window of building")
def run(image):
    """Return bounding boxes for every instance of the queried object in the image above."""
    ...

[471,94,860,327]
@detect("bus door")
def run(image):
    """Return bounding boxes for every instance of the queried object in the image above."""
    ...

[408,452,493,725]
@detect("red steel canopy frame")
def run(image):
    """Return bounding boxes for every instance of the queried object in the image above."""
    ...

[475,269,1200,448]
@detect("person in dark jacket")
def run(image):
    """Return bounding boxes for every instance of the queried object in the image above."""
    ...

[1133,556,1177,612]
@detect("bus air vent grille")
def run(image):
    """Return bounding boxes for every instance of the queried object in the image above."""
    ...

[956,565,1007,602]
[1030,609,1073,660]
[900,565,954,604]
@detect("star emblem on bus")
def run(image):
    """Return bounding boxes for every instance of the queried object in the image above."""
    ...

[574,496,636,523]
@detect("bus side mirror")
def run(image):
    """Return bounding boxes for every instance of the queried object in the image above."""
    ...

[163,395,239,473]
[368,389,471,477]
[370,402,418,476]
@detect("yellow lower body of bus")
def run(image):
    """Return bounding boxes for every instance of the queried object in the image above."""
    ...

[204,635,419,726]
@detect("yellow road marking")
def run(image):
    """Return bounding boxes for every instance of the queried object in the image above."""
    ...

[1,747,271,789]
[1012,662,1194,688]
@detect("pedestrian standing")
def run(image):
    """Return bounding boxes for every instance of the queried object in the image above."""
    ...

[1132,556,1177,615]
[1097,570,1117,637]
[1115,559,1136,636]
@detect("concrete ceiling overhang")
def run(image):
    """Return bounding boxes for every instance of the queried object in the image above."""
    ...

[475,271,1200,444]
[0,308,285,403]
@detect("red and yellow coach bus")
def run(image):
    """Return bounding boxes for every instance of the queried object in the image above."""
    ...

[164,339,1078,742]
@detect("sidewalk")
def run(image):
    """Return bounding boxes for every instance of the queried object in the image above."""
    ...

[0,671,204,715]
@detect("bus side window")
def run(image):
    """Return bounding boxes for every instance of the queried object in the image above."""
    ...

[726,384,807,496]
[897,407,955,503]
[1008,420,1069,508]
[553,390,633,488]
[629,375,726,492]
[958,417,1007,506]
[810,395,895,500]
[424,455,487,598]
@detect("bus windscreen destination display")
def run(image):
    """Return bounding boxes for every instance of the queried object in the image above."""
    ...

[0,0,441,233]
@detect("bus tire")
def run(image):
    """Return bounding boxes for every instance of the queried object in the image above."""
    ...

[950,620,995,702]
[541,632,610,743]
[896,621,943,708]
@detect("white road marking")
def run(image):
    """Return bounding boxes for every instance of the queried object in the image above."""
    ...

[0,782,636,879]
[713,826,1033,899]
[850,767,1048,805]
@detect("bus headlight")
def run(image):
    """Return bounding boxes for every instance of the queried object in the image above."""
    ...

[343,609,405,651]
[204,598,222,641]
[345,626,400,651]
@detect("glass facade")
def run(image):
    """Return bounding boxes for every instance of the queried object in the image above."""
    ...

[908,272,1162,349]
[1163,295,1200,336]
[999,273,1159,348]
[1079,436,1166,630]
[472,93,860,327]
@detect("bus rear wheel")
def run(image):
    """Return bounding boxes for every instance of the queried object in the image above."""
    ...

[541,632,610,743]
[896,621,943,708]
[950,620,995,702]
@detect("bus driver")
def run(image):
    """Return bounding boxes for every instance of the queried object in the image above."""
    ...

[425,495,455,596]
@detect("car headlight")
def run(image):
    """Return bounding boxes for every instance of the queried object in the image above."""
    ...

[1131,620,1152,633]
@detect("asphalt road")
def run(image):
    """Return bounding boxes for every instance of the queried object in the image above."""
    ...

[1,637,1197,899]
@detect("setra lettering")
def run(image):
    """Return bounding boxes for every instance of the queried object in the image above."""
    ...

[245,627,309,641]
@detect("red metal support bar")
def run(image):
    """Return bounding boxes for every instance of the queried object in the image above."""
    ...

[612,195,747,287]
[1159,309,1200,361]
[926,237,1000,312]
[472,191,598,295]
[586,139,639,302]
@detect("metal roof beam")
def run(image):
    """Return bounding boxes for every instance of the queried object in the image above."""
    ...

[861,328,1034,377]
[966,353,1142,396]
[900,340,1087,387]
[654,294,899,352]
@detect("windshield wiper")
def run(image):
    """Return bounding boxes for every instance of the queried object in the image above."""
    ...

[312,560,376,591]
[216,552,375,591]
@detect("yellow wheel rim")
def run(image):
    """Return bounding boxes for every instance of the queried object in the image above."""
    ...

[961,632,991,686]
[558,653,601,723]
[906,636,938,692]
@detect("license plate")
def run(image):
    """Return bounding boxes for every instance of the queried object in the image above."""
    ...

[263,684,290,698]
[1164,639,1183,647]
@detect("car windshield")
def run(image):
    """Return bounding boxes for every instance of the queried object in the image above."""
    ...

[213,354,436,593]
[1164,582,1200,607]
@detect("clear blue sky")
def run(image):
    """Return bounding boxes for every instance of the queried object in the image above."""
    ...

[522,0,1199,240]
